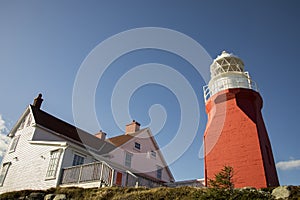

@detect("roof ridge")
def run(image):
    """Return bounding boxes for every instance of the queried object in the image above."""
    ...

[108,128,148,140]
[30,105,116,153]
[30,105,88,134]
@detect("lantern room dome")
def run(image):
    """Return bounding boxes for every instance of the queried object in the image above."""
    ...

[210,51,245,78]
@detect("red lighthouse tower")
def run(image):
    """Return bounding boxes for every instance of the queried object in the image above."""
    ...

[203,51,279,188]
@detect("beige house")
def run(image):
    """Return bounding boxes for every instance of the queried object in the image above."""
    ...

[108,121,174,186]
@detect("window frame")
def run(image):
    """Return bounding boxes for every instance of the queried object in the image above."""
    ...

[72,154,85,166]
[9,135,20,153]
[134,142,141,150]
[0,162,11,187]
[124,152,133,168]
[45,149,62,179]
[156,166,162,179]
[150,150,156,158]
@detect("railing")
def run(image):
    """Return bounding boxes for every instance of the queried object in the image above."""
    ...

[203,76,258,102]
[125,171,165,188]
[136,175,163,188]
[61,162,166,188]
[61,161,113,187]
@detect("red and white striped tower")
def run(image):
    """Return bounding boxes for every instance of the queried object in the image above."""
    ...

[203,51,279,188]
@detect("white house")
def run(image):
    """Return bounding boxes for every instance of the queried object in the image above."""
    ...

[0,94,174,194]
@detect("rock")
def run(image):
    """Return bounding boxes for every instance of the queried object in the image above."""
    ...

[27,192,45,200]
[241,187,257,191]
[53,194,67,200]
[44,194,56,200]
[272,186,291,199]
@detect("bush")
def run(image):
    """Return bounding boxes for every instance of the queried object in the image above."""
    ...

[208,165,234,190]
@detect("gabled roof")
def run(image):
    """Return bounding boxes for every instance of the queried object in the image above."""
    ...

[8,106,31,137]
[107,128,149,147]
[29,105,116,154]
[107,128,174,182]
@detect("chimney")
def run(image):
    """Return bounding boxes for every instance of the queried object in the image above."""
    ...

[125,120,140,134]
[33,93,43,109]
[94,130,107,140]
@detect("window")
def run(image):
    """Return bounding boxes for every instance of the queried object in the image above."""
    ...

[9,135,20,153]
[157,166,162,179]
[0,162,11,186]
[125,152,132,168]
[46,149,62,178]
[150,150,156,158]
[72,154,84,166]
[134,142,141,150]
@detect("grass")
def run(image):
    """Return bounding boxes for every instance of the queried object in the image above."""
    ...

[1,186,300,200]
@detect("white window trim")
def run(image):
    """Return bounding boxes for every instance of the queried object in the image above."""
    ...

[45,149,62,180]
[0,162,11,187]
[134,142,141,151]
[9,135,20,153]
[124,152,133,168]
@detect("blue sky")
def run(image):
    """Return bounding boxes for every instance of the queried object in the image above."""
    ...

[0,1,299,185]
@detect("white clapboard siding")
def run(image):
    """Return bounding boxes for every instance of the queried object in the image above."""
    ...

[0,126,65,194]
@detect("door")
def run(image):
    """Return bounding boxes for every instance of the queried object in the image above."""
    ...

[116,172,123,186]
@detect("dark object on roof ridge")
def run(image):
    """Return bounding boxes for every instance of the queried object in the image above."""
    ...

[32,93,43,109]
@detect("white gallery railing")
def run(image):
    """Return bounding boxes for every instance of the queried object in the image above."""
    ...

[203,77,258,102]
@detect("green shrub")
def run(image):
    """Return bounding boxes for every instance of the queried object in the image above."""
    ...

[208,165,234,190]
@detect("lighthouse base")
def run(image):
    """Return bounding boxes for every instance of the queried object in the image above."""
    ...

[204,88,279,188]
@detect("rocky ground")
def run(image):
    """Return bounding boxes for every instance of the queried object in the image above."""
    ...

[0,186,299,200]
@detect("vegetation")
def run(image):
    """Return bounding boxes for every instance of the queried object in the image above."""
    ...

[0,186,285,200]
[0,169,299,200]
[208,165,234,190]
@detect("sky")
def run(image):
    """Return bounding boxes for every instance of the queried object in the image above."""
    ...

[0,0,300,185]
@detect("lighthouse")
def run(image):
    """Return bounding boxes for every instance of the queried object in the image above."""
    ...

[203,51,279,188]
